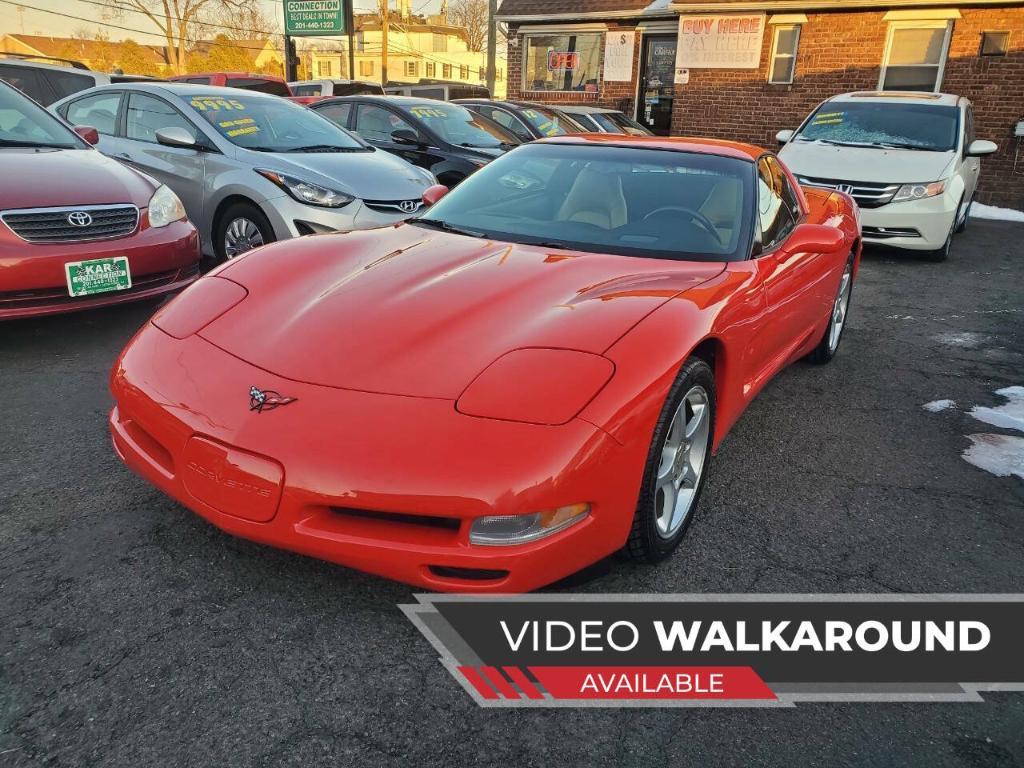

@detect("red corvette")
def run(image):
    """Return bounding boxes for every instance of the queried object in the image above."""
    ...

[110,134,860,592]
[0,81,199,320]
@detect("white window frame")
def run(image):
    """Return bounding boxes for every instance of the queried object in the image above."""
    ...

[521,30,605,93]
[768,24,801,84]
[879,19,952,93]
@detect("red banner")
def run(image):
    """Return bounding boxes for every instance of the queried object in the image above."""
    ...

[530,666,775,700]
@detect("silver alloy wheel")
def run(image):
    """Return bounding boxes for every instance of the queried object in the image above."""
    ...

[224,217,265,259]
[654,385,710,538]
[828,261,853,353]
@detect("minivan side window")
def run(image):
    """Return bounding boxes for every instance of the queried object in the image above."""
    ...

[756,156,797,250]
[0,64,50,104]
[126,92,196,143]
[65,92,122,135]
[963,105,975,156]
[44,70,93,100]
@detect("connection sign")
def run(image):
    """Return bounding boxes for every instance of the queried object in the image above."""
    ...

[284,0,349,36]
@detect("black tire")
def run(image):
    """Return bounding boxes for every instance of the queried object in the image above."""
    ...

[625,357,715,563]
[809,253,855,364]
[214,201,275,262]
[924,224,953,263]
[954,194,972,234]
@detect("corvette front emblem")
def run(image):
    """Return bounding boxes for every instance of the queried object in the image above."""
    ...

[249,385,297,413]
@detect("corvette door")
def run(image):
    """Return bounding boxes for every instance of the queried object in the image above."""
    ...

[755,156,833,366]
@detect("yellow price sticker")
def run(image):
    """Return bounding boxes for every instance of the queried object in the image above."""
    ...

[190,96,245,112]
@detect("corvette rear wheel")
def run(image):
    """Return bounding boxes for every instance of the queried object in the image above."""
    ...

[626,357,715,563]
[809,254,854,364]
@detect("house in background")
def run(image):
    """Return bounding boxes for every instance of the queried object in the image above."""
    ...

[0,33,168,74]
[189,37,285,75]
[498,0,1024,206]
[308,9,507,97]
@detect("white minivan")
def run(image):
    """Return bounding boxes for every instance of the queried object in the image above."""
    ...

[777,91,997,261]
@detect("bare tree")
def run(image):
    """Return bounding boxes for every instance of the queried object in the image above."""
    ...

[195,2,280,42]
[447,0,487,52]
[101,0,258,74]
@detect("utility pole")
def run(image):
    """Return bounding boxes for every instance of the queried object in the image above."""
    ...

[486,0,497,96]
[379,0,389,87]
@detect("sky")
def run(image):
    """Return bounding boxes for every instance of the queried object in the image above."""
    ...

[1,0,443,44]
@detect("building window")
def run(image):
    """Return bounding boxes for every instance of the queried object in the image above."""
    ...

[318,59,333,77]
[496,67,502,81]
[460,64,469,79]
[359,60,374,77]
[433,33,448,53]
[768,25,800,84]
[523,32,602,92]
[426,61,436,77]
[405,60,418,77]
[880,21,952,92]
[981,30,1010,56]
[442,63,452,78]
[478,66,486,80]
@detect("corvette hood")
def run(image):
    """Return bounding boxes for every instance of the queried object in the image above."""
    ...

[201,225,724,398]
[779,141,956,184]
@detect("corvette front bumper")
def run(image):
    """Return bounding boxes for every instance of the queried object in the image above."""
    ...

[109,322,646,592]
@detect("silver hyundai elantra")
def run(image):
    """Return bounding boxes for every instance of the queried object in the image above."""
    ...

[51,83,437,259]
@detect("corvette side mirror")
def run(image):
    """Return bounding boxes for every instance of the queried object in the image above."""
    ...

[775,129,795,145]
[73,125,99,145]
[778,223,846,256]
[422,184,449,207]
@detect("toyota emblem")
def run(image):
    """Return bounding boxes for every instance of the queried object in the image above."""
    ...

[398,200,419,214]
[67,211,93,227]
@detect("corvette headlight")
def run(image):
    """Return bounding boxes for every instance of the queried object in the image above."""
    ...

[470,504,591,546]
[256,169,354,208]
[457,348,614,425]
[892,180,946,203]
[147,184,186,228]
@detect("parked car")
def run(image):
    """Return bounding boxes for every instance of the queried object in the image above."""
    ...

[0,80,199,319]
[555,105,654,136]
[51,84,438,260]
[108,134,860,591]
[454,99,585,141]
[384,81,490,100]
[168,72,292,97]
[289,79,385,102]
[0,55,159,106]
[310,95,519,187]
[777,91,997,261]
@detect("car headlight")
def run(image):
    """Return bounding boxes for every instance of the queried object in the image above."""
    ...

[892,180,946,203]
[256,169,354,208]
[147,184,186,228]
[470,504,591,546]
[456,348,614,425]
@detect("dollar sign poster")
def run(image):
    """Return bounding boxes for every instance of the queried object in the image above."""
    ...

[603,31,635,82]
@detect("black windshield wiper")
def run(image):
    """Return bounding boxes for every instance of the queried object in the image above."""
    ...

[286,144,366,153]
[412,217,484,238]
[874,142,935,151]
[0,138,74,149]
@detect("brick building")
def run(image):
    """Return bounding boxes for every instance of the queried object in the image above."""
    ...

[497,0,1024,206]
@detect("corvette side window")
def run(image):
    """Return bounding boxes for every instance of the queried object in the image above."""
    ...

[767,155,802,223]
[756,157,795,250]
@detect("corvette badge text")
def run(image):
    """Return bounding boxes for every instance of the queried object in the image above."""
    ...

[400,595,1024,707]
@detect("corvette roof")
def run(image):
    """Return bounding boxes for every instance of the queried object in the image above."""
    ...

[537,134,764,161]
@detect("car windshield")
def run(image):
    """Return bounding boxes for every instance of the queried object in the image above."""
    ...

[795,101,960,151]
[406,101,517,148]
[0,83,81,149]
[413,143,754,262]
[188,92,365,152]
[517,106,578,136]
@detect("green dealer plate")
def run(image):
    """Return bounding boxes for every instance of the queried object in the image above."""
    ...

[65,257,132,297]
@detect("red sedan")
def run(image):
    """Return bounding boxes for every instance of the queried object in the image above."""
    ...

[0,81,199,320]
[109,134,860,592]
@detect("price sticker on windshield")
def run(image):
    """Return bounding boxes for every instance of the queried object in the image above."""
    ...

[190,96,245,112]
[811,111,845,126]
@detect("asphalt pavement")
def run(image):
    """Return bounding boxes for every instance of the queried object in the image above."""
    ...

[2,220,1023,767]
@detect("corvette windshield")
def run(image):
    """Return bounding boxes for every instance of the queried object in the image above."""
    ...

[413,143,754,262]
[795,101,960,151]
[188,93,365,152]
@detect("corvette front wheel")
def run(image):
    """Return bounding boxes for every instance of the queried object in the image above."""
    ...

[626,357,715,563]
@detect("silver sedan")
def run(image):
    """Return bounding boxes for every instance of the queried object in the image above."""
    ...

[51,83,437,259]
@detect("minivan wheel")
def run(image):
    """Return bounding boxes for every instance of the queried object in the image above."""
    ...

[215,202,275,261]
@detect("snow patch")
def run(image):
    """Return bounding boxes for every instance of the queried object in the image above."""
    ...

[962,434,1024,480]
[968,386,1024,433]
[923,399,957,412]
[970,202,1024,223]
[933,331,988,348]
